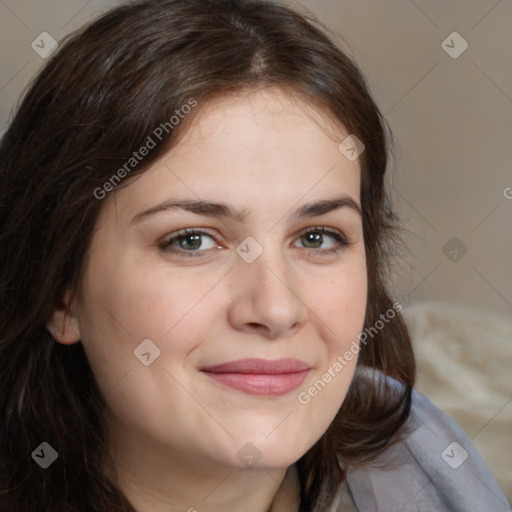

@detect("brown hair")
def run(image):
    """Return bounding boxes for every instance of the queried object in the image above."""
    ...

[0,0,415,510]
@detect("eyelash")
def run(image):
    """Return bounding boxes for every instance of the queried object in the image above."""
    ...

[158,226,351,258]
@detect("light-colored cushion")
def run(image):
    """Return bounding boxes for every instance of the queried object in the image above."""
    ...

[402,300,512,502]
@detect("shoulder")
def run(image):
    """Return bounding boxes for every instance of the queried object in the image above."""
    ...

[340,374,510,512]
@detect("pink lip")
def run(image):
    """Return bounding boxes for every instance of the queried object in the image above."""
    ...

[200,358,311,396]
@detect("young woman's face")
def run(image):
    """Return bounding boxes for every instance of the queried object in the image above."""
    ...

[58,89,367,472]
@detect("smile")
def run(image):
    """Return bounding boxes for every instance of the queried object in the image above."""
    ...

[200,358,311,396]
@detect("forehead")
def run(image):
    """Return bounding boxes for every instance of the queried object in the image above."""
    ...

[173,88,347,154]
[106,88,361,223]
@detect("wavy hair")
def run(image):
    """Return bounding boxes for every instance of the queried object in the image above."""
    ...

[0,0,415,510]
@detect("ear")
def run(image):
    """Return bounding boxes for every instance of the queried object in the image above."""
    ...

[47,290,81,345]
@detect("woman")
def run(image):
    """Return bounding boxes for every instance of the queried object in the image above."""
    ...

[0,0,508,511]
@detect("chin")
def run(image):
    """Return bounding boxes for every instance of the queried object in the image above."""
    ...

[225,434,314,471]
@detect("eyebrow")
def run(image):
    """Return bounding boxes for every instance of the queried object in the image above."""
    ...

[130,195,362,225]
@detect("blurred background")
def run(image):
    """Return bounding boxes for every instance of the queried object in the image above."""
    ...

[1,0,510,501]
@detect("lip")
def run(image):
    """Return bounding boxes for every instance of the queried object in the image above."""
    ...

[200,358,311,396]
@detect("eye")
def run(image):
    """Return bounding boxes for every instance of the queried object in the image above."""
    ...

[159,229,218,258]
[294,227,350,255]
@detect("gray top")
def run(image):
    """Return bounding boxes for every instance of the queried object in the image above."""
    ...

[327,385,510,511]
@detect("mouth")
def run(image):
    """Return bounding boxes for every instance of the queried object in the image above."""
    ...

[199,358,311,396]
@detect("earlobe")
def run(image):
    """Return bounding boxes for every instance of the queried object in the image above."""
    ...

[47,291,81,345]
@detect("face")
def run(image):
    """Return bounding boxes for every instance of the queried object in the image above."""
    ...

[50,88,367,473]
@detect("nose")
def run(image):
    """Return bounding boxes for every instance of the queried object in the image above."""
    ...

[226,244,308,340]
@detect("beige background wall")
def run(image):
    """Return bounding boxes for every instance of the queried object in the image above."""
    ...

[1,0,510,318]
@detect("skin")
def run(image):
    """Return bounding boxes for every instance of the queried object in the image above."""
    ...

[48,88,367,512]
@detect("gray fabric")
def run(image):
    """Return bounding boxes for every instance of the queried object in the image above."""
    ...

[335,385,511,511]
[329,478,358,512]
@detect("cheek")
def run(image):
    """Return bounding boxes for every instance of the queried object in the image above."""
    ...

[297,268,367,434]
[303,261,367,405]
[322,262,367,344]
[77,261,221,386]
[82,258,206,337]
